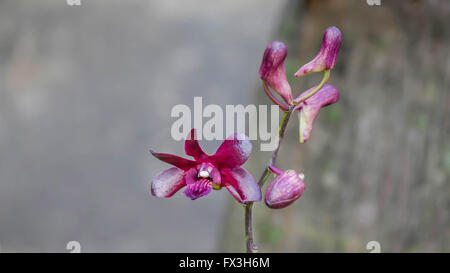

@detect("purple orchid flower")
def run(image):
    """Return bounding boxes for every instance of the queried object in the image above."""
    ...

[259,41,294,107]
[294,84,339,143]
[294,26,342,77]
[150,129,261,204]
[265,167,306,209]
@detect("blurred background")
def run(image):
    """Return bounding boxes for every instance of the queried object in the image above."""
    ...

[0,0,448,252]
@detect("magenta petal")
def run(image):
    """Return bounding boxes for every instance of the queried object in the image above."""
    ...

[221,167,261,204]
[294,26,342,77]
[295,84,339,143]
[211,133,252,169]
[259,41,293,105]
[185,128,209,161]
[150,149,198,170]
[151,167,186,198]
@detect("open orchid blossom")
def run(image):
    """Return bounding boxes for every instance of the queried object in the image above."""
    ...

[259,41,293,108]
[150,129,261,204]
[265,167,306,209]
[294,84,339,143]
[294,26,342,77]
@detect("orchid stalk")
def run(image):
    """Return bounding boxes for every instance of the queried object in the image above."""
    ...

[245,26,342,252]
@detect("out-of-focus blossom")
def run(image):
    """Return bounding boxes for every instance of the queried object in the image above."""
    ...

[294,26,342,77]
[150,129,261,204]
[259,41,293,106]
[294,84,339,143]
[265,169,306,209]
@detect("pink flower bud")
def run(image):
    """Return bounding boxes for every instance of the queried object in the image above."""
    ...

[265,170,306,209]
[294,26,342,77]
[259,41,293,105]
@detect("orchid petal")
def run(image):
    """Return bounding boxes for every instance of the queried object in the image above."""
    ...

[211,133,252,169]
[150,149,197,170]
[295,84,339,143]
[259,41,293,105]
[151,167,186,198]
[185,128,209,161]
[183,167,198,185]
[221,167,261,204]
[294,26,342,77]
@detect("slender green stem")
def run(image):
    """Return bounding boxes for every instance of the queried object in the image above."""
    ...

[244,106,294,253]
[294,69,330,105]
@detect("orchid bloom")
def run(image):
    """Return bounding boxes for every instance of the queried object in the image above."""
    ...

[294,84,339,143]
[265,166,306,209]
[150,129,261,204]
[294,26,342,77]
[259,41,293,109]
